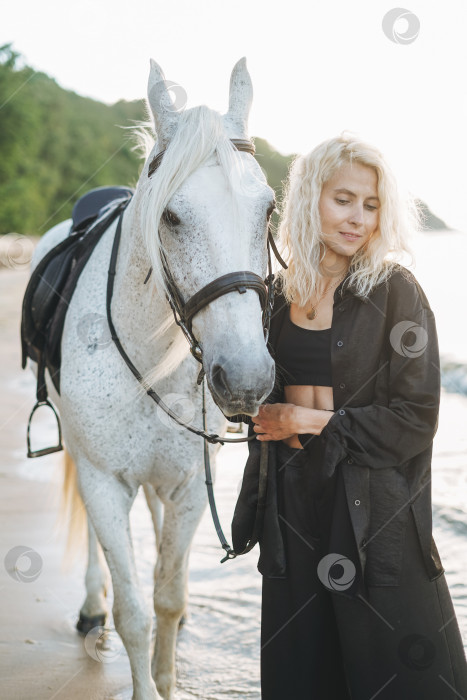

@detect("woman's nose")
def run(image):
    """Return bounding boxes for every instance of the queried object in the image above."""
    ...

[348,203,364,225]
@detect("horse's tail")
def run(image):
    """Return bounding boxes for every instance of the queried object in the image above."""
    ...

[58,447,87,566]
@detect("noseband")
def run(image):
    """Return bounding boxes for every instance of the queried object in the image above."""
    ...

[146,138,287,375]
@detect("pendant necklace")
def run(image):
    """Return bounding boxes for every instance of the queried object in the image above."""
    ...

[306,272,347,321]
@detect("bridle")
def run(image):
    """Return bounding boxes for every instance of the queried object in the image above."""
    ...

[106,137,287,560]
[145,139,287,376]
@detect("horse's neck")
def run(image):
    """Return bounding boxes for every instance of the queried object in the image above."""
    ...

[111,198,179,373]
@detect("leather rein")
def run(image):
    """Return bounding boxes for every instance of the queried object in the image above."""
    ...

[106,137,287,560]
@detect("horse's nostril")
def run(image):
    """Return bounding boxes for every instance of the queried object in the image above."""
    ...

[211,364,232,399]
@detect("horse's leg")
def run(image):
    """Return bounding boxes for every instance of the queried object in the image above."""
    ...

[151,469,208,699]
[143,482,163,552]
[79,460,160,700]
[61,448,109,633]
[77,518,109,633]
[144,483,189,635]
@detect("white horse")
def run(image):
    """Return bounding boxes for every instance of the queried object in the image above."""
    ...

[30,58,275,699]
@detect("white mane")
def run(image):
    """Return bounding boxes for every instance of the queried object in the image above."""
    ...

[139,105,252,294]
[135,105,262,384]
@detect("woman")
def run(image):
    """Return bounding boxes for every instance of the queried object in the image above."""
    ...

[232,134,467,699]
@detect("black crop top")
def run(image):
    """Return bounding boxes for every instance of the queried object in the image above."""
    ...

[274,309,332,387]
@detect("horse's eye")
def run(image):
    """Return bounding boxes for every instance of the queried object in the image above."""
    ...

[266,202,277,220]
[162,209,180,227]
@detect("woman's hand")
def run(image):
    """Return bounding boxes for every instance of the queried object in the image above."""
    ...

[252,403,335,441]
[252,403,297,441]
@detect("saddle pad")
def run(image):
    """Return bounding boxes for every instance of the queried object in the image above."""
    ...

[21,192,133,394]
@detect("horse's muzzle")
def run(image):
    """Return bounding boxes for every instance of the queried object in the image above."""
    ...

[208,359,275,417]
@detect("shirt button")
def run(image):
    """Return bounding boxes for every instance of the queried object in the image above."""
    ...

[347,457,354,464]
[338,409,346,416]
[339,382,346,389]
[339,306,345,312]
[337,340,344,347]
[354,499,361,506]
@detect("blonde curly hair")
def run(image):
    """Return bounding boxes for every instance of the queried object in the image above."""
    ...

[277,131,421,305]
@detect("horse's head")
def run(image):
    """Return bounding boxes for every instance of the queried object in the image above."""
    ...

[140,58,276,417]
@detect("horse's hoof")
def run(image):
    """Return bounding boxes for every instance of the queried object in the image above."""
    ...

[76,612,107,635]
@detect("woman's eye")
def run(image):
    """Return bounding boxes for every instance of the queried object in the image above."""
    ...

[336,198,378,212]
[162,209,180,227]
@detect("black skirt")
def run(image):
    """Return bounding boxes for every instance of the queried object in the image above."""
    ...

[259,440,367,600]
[260,442,467,700]
[261,441,354,699]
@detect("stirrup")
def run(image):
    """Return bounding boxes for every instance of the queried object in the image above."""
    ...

[26,399,63,458]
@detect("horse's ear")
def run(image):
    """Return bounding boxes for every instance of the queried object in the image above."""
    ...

[224,57,253,138]
[147,58,180,147]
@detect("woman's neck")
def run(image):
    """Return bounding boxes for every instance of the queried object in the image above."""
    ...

[317,252,350,287]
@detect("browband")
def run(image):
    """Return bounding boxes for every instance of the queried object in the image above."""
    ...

[148,138,256,177]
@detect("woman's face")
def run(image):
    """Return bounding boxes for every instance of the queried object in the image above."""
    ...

[318,161,380,267]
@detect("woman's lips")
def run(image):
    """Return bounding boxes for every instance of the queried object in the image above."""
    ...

[339,232,361,241]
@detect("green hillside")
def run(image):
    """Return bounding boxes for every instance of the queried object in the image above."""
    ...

[0,44,145,235]
[0,45,449,236]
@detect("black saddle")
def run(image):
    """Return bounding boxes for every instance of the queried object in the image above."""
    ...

[21,186,134,456]
[71,186,134,232]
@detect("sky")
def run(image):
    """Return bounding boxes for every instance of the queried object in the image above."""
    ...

[2,0,467,232]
